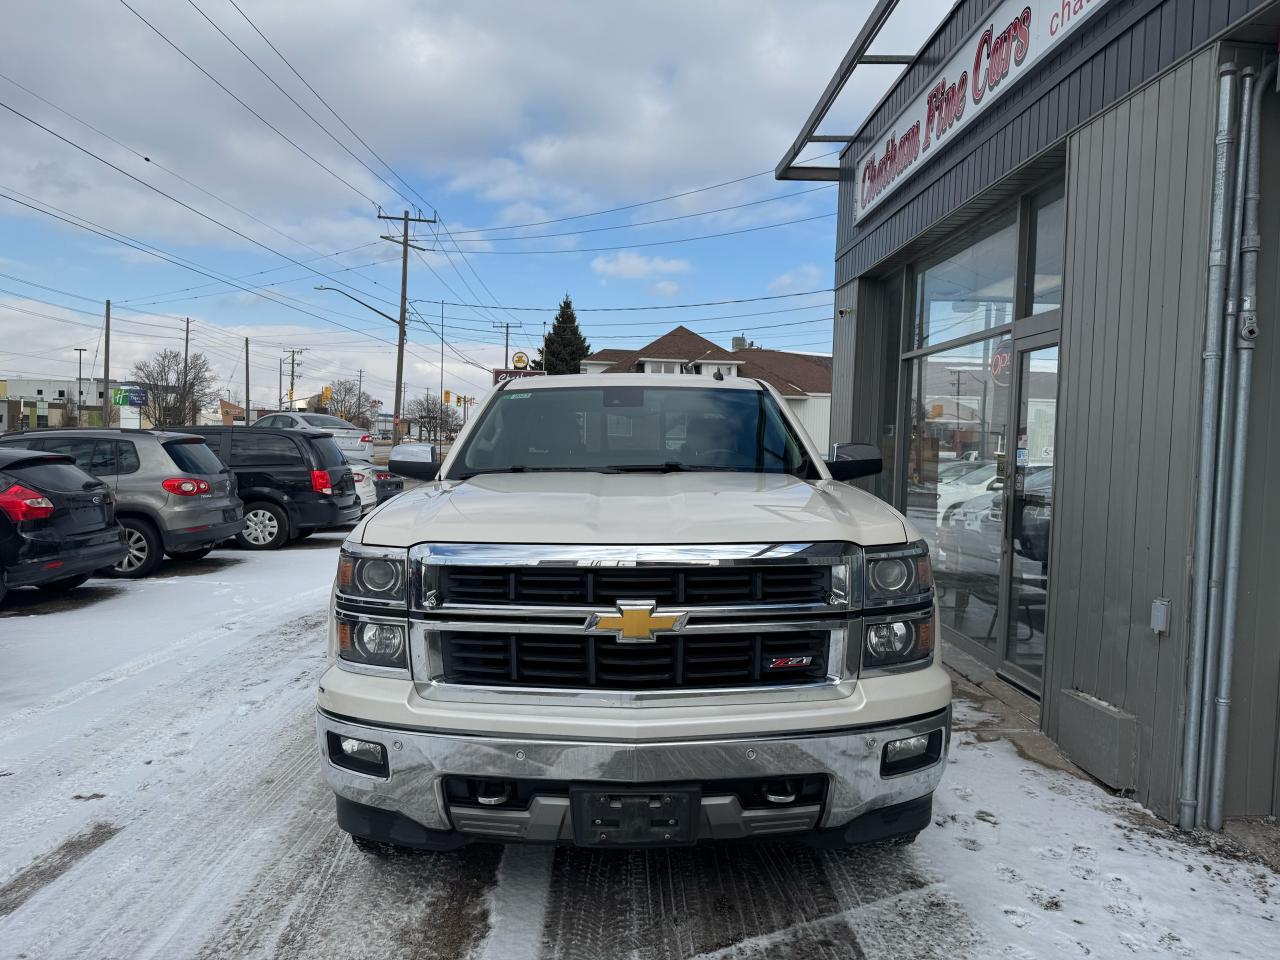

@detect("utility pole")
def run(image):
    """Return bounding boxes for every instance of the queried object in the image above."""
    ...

[278,357,283,410]
[378,209,436,440]
[356,368,364,427]
[73,347,86,425]
[244,338,250,424]
[283,348,306,407]
[439,300,444,440]
[492,320,523,369]
[182,316,191,425]
[101,299,111,426]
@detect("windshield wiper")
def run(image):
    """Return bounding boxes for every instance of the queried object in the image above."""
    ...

[457,465,621,479]
[607,462,748,473]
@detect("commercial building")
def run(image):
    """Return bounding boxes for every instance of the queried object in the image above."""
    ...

[782,0,1280,828]
[581,326,834,449]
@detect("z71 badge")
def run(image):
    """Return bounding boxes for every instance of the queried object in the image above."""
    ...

[768,656,814,670]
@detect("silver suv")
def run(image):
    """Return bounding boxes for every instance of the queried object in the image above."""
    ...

[0,429,243,578]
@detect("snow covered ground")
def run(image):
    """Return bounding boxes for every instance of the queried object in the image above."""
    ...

[0,535,1275,959]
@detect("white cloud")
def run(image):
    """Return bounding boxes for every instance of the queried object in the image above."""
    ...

[650,280,680,297]
[591,251,690,280]
[767,264,824,293]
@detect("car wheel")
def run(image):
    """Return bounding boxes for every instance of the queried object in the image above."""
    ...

[166,546,214,561]
[236,502,289,550]
[36,573,93,592]
[107,518,163,578]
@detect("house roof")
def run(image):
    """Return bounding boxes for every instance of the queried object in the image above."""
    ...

[583,326,833,397]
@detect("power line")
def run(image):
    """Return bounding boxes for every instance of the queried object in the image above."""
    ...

[453,185,836,242]
[0,71,387,284]
[437,213,835,255]
[115,0,379,208]
[410,288,834,312]
[450,151,843,234]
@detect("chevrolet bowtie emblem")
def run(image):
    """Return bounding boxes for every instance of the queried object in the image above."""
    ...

[585,600,689,644]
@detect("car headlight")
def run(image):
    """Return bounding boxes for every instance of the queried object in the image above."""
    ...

[336,615,408,669]
[336,545,408,605]
[863,540,933,608]
[863,611,934,670]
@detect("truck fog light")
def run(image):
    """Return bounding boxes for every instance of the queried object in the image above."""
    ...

[885,734,929,764]
[327,732,389,777]
[867,621,912,657]
[881,729,943,777]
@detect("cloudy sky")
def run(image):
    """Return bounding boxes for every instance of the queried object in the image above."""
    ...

[0,0,947,411]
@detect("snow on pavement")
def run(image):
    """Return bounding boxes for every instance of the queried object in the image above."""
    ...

[0,536,1275,959]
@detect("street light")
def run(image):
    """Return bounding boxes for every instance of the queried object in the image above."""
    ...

[315,285,403,440]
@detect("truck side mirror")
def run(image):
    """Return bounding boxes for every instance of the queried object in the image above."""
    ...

[388,443,441,481]
[826,441,882,481]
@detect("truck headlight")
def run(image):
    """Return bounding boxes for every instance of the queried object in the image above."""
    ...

[337,544,408,605]
[336,615,408,669]
[862,611,934,670]
[863,541,933,608]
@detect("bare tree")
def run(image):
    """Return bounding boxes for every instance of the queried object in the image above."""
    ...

[406,392,462,441]
[328,379,376,426]
[130,348,222,427]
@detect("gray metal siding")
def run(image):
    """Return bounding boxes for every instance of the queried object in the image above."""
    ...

[1041,49,1217,820]
[830,282,858,446]
[1227,81,1280,818]
[837,0,1273,282]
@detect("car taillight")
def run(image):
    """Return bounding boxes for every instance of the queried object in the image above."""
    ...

[359,434,372,443]
[162,477,211,496]
[352,471,367,483]
[0,483,55,521]
[311,469,333,495]
[375,472,391,481]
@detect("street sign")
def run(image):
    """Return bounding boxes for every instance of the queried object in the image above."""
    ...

[112,387,148,406]
[511,351,530,370]
[492,368,547,385]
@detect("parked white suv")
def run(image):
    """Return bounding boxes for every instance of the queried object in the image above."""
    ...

[255,413,373,461]
[317,374,950,852]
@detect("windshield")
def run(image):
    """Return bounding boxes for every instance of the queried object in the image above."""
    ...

[310,437,348,469]
[301,414,357,429]
[449,385,814,479]
[163,439,225,475]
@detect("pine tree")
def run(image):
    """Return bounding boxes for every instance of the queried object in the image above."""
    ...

[535,294,591,374]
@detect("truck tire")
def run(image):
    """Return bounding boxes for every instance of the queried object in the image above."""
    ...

[236,502,290,550]
[105,517,163,578]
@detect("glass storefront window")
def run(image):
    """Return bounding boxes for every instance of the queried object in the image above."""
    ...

[1027,185,1066,314]
[912,217,1017,350]
[904,339,1012,653]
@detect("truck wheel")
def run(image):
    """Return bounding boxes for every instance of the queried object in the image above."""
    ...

[36,573,93,592]
[106,517,163,578]
[236,502,290,550]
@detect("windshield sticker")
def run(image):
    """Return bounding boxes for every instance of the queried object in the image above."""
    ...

[504,393,531,400]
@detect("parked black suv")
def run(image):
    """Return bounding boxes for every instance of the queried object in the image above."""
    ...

[0,448,126,604]
[184,427,359,549]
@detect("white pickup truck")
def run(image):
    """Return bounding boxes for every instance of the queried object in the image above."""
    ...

[317,373,950,852]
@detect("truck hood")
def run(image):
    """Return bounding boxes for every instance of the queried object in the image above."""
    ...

[357,471,909,548]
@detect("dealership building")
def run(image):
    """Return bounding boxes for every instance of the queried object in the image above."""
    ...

[780,0,1279,828]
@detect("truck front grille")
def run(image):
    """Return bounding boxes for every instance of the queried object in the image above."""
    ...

[439,630,830,689]
[437,565,831,608]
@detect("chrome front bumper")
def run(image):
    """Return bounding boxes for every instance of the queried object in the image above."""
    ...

[317,707,950,843]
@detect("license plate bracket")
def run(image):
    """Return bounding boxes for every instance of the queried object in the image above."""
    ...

[570,785,700,847]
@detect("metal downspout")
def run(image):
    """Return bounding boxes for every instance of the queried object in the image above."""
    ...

[1178,64,1237,830]
[1197,68,1253,825]
[1207,60,1276,832]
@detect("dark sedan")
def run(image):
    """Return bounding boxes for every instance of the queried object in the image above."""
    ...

[0,448,126,604]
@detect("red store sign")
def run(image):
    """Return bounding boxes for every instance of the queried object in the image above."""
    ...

[856,0,1114,222]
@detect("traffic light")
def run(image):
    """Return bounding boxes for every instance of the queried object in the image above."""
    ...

[456,396,462,406]
[443,390,452,405]
[321,385,332,404]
